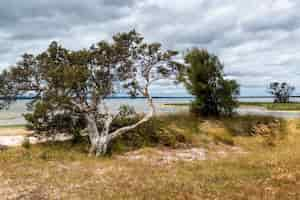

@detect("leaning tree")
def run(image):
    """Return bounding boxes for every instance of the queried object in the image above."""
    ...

[0,30,178,156]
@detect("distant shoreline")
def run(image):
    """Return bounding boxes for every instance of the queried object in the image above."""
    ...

[1,96,300,100]
[0,96,195,100]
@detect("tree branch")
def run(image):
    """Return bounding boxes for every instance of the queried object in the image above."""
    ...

[108,88,154,140]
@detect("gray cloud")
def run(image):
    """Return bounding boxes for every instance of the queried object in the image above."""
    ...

[0,0,300,95]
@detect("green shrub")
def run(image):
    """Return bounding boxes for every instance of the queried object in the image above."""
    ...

[71,128,86,145]
[109,117,160,153]
[109,115,193,154]
[21,137,31,149]
[24,101,86,135]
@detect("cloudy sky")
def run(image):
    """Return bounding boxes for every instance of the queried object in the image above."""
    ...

[0,0,299,96]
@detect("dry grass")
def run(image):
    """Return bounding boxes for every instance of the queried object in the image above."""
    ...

[1,115,300,199]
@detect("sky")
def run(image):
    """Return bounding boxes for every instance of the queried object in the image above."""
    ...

[0,0,299,96]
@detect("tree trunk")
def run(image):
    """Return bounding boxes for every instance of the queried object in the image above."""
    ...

[85,113,114,156]
[85,113,100,156]
[95,116,113,156]
[85,95,155,156]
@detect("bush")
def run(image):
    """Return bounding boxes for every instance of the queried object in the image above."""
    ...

[267,82,295,103]
[22,137,31,149]
[109,115,193,154]
[24,102,86,136]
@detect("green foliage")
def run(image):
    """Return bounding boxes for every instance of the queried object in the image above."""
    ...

[109,115,195,153]
[21,137,31,149]
[267,82,295,103]
[24,100,86,136]
[116,104,137,121]
[0,30,179,151]
[71,128,86,145]
[109,117,160,153]
[180,49,240,116]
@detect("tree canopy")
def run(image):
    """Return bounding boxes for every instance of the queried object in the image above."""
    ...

[178,48,240,116]
[268,82,295,103]
[0,30,179,156]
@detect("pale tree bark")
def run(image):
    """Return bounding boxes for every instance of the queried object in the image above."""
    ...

[95,115,113,156]
[84,91,155,156]
[85,113,113,156]
[84,113,100,156]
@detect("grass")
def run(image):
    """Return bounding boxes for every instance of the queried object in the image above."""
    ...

[0,113,299,199]
[164,102,300,111]
[0,124,26,129]
[240,102,300,111]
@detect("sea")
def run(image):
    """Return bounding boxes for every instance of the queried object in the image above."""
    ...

[1,97,300,125]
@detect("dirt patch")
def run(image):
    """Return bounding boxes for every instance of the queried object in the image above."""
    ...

[119,144,247,165]
[0,134,73,146]
[0,180,49,200]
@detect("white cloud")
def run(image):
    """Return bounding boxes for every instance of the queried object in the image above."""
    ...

[0,0,299,95]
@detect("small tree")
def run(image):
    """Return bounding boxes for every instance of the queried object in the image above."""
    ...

[0,30,178,156]
[178,48,239,116]
[268,82,295,103]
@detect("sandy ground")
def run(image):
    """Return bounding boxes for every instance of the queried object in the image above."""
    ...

[0,127,32,136]
[0,127,33,146]
[118,145,247,165]
[0,127,72,146]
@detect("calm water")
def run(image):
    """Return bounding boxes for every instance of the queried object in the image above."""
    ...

[0,98,192,125]
[1,98,300,125]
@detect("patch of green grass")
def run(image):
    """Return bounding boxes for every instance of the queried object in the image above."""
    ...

[166,101,300,111]
[240,102,300,111]
[0,124,26,129]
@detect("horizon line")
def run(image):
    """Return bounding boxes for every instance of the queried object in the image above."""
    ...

[2,95,300,100]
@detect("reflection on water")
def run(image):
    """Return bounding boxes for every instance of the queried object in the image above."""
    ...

[0,98,300,125]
